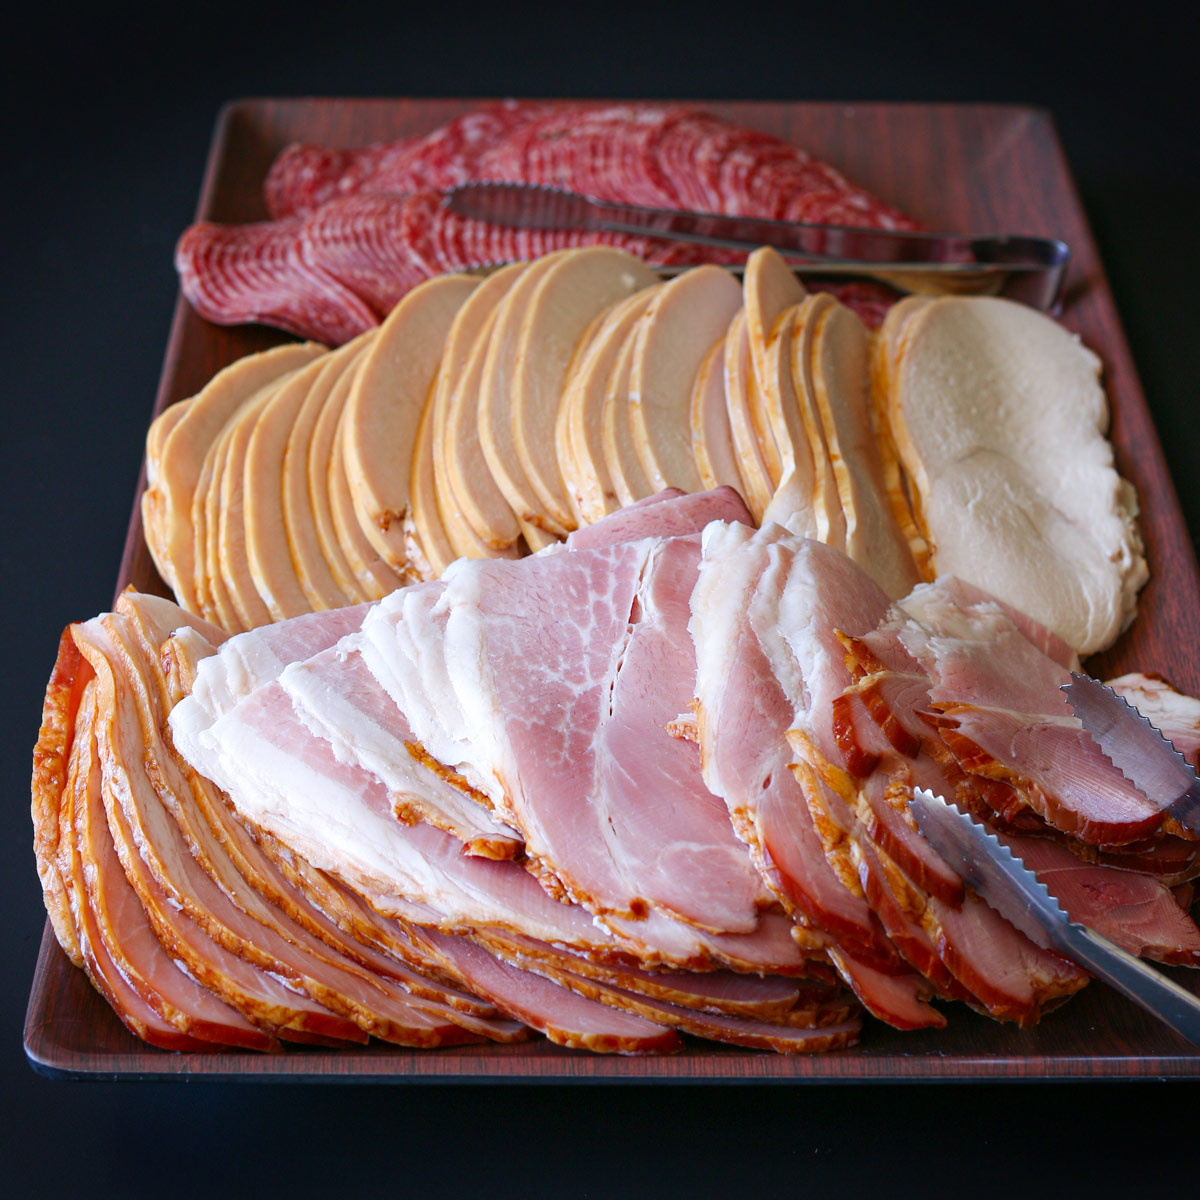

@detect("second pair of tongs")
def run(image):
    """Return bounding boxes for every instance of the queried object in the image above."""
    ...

[445,182,1071,312]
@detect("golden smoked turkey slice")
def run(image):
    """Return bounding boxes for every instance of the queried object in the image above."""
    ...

[407,373,460,579]
[282,332,376,611]
[329,397,409,598]
[630,264,743,494]
[689,335,744,495]
[755,303,820,539]
[307,347,373,602]
[244,353,348,621]
[434,262,526,555]
[808,301,920,599]
[886,295,1147,655]
[559,286,663,524]
[722,309,775,521]
[146,342,325,613]
[788,294,847,550]
[744,247,805,487]
[870,297,933,576]
[216,386,280,632]
[601,315,659,509]
[510,247,658,532]
[342,274,479,572]
[478,251,571,534]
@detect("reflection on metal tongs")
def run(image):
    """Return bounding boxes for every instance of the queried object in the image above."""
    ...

[445,182,1072,312]
[907,788,1200,1048]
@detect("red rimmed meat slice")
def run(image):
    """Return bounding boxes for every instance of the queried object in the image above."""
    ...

[402,927,682,1054]
[997,830,1200,967]
[176,218,378,345]
[298,192,433,317]
[689,523,953,1028]
[71,681,279,1051]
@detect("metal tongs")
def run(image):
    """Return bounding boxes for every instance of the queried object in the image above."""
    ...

[444,182,1071,312]
[907,675,1200,1046]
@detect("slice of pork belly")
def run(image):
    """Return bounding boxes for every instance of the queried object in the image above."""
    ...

[434,532,771,931]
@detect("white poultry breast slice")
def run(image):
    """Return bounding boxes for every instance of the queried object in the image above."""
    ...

[886,296,1147,655]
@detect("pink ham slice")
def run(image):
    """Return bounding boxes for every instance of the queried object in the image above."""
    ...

[886,578,1162,845]
[279,640,523,859]
[436,532,772,931]
[998,831,1200,967]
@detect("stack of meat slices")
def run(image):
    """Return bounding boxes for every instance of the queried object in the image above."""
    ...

[37,490,1200,1054]
[143,245,931,634]
[176,101,918,345]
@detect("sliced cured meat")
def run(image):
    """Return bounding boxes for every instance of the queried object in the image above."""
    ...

[808,301,919,599]
[280,332,376,611]
[743,247,803,487]
[558,286,662,524]
[690,524,896,961]
[279,639,523,859]
[404,927,682,1054]
[433,263,526,556]
[144,341,325,614]
[629,265,743,494]
[564,485,752,551]
[176,217,377,346]
[884,296,1147,655]
[435,534,772,931]
[1105,673,1200,769]
[689,335,744,496]
[999,831,1200,967]
[510,247,658,533]
[886,577,1163,845]
[342,273,478,572]
[32,628,92,968]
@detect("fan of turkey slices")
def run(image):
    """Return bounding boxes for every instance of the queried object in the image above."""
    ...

[142,247,1146,659]
[876,295,1147,656]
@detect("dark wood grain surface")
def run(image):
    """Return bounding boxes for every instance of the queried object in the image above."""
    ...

[25,98,1200,1083]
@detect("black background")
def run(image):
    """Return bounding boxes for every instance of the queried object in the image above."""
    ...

[2,2,1197,1195]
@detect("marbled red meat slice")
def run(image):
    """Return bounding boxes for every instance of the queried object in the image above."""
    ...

[299,193,431,316]
[184,102,924,343]
[176,218,376,345]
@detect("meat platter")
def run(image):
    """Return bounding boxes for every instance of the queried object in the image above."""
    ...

[24,97,1200,1082]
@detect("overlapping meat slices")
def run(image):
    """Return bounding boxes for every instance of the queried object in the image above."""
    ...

[693,523,1094,1026]
[75,598,541,1048]
[868,577,1168,845]
[836,578,1200,968]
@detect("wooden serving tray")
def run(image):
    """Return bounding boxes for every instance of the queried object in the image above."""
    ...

[25,98,1200,1082]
